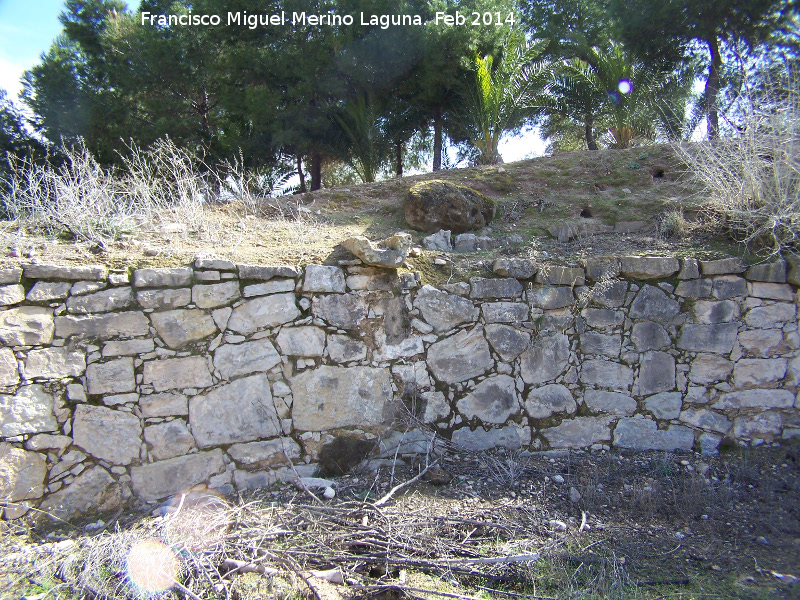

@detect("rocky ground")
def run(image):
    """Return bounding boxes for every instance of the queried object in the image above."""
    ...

[2,444,798,600]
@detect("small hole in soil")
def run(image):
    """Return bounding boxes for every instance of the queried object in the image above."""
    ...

[650,166,666,178]
[580,207,593,218]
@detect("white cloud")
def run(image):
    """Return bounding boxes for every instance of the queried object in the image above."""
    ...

[0,56,27,100]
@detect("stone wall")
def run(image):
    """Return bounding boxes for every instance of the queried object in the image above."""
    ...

[1,255,799,520]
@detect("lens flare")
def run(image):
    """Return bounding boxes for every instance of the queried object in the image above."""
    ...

[162,490,231,553]
[126,539,179,593]
[618,79,633,94]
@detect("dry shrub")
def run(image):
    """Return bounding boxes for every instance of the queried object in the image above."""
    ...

[676,73,800,255]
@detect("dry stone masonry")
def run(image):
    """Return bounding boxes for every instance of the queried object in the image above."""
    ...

[1,254,799,520]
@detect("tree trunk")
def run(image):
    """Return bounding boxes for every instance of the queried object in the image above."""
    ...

[310,152,322,191]
[433,108,443,171]
[395,141,403,178]
[705,36,722,140]
[297,155,307,193]
[584,100,598,151]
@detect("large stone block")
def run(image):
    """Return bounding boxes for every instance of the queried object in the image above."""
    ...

[192,281,241,309]
[304,265,345,293]
[131,450,225,501]
[228,438,300,468]
[636,351,675,396]
[674,279,712,298]
[469,277,524,299]
[580,332,621,357]
[136,288,191,310]
[542,416,613,449]
[0,285,24,306]
[745,303,796,328]
[481,302,529,323]
[524,384,576,419]
[613,418,694,451]
[493,258,537,279]
[23,264,106,281]
[238,264,298,280]
[631,321,670,351]
[679,408,732,433]
[244,279,296,297]
[39,466,122,519]
[73,405,141,465]
[133,267,193,287]
[143,356,213,392]
[689,354,733,384]
[139,392,188,417]
[327,334,368,363]
[584,390,637,415]
[644,392,682,420]
[737,329,784,358]
[0,307,54,345]
[746,261,786,283]
[451,425,526,451]
[404,180,496,234]
[102,339,156,357]
[520,333,570,385]
[537,266,585,286]
[700,258,745,275]
[311,293,366,330]
[422,390,450,422]
[214,339,282,379]
[392,361,432,394]
[732,358,787,388]
[693,300,740,324]
[0,385,57,437]
[24,348,85,379]
[527,286,573,310]
[581,308,624,329]
[150,309,217,348]
[427,328,493,384]
[86,357,136,395]
[457,375,519,424]
[66,287,133,314]
[144,420,196,461]
[26,281,72,302]
[714,388,794,410]
[190,374,279,446]
[414,286,478,332]
[55,311,149,339]
[733,412,782,438]
[291,366,392,430]
[276,326,326,356]
[677,323,739,353]
[583,257,620,280]
[712,276,747,299]
[629,285,680,323]
[579,360,633,391]
[620,256,679,279]
[587,280,628,308]
[228,294,301,334]
[749,282,793,301]
[485,324,531,362]
[681,258,702,280]
[0,444,46,502]
[0,267,21,284]
[0,348,19,386]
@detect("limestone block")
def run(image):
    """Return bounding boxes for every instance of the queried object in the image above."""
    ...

[276,326,326,357]
[130,449,225,501]
[311,293,366,330]
[214,338,282,379]
[27,281,72,302]
[39,466,122,519]
[749,282,793,301]
[580,332,621,357]
[734,412,782,438]
[291,366,392,431]
[392,361,432,393]
[714,388,794,410]
[0,267,21,284]
[613,418,694,451]
[372,332,425,362]
[481,302,529,323]
[745,303,796,328]
[102,339,155,357]
[746,261,786,283]
[0,444,46,501]
[49,449,86,479]
[451,425,526,451]
[584,390,637,415]
[0,348,19,386]
[678,257,700,280]
[469,277,524,299]
[195,257,236,270]
[732,358,788,388]
[0,306,54,345]
[693,300,740,324]
[629,285,680,323]
[237,265,298,280]
[25,433,71,452]
[24,348,85,379]
[631,321,670,351]
[423,230,453,252]
[699,258,745,275]
[144,420,196,461]
[636,351,675,396]
[55,311,149,339]
[542,416,613,449]
[588,280,628,308]
[327,334,368,363]
[0,385,57,436]
[143,356,213,392]
[422,391,450,422]
[228,438,300,468]
[139,392,188,417]
[581,308,624,329]
[70,281,106,296]
[579,360,633,391]
[341,233,411,268]
[520,333,570,385]
[136,288,191,310]
[190,374,280,446]
[150,309,217,348]
[536,266,585,286]
[619,256,679,279]
[689,354,733,384]
[192,281,241,309]
[524,384,576,419]
[583,257,620,280]
[527,286,573,310]
[644,392,682,420]
[86,358,135,395]
[456,375,519,424]
[679,408,732,433]
[243,279,296,297]
[484,324,531,362]
[133,267,193,287]
[737,329,784,358]
[427,328,493,384]
[304,265,345,293]
[677,323,739,353]
[23,264,106,281]
[0,285,24,306]
[73,404,141,464]
[413,285,478,332]
[66,287,133,314]
[493,258,537,279]
[711,276,747,299]
[674,279,712,298]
